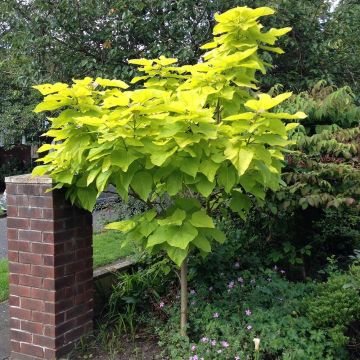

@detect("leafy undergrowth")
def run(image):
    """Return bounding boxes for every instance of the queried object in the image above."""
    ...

[83,238,360,360]
[156,267,360,359]
[0,230,133,303]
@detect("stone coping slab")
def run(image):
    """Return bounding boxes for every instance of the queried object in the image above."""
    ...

[93,258,134,279]
[5,174,52,184]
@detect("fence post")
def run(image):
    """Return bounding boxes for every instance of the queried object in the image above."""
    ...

[6,174,93,359]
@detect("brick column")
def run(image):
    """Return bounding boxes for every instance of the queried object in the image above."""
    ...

[6,175,93,360]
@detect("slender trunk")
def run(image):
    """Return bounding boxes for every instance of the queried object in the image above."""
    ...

[301,261,307,281]
[180,258,188,337]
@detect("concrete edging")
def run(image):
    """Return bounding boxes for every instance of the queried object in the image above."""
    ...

[93,258,135,279]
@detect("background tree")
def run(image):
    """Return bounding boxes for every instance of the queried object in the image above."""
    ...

[0,0,339,146]
[325,0,360,94]
[1,0,332,82]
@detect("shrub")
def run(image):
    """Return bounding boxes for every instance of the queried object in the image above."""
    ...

[305,266,360,354]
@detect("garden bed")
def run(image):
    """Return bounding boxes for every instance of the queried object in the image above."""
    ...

[70,220,360,360]
[71,256,360,360]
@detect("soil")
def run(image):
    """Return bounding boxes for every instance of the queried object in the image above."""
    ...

[95,340,160,360]
[70,335,163,360]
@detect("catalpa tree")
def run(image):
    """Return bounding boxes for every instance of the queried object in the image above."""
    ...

[32,6,305,335]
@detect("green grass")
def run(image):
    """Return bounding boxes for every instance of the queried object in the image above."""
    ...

[0,259,9,302]
[0,230,134,302]
[93,230,135,267]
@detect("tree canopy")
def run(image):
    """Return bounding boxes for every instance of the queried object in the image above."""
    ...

[32,6,305,334]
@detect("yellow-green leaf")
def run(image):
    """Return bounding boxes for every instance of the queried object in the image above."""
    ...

[106,220,136,232]
[190,211,215,228]
[224,146,254,176]
[95,77,129,89]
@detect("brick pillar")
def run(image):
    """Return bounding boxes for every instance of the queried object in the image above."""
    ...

[6,175,93,360]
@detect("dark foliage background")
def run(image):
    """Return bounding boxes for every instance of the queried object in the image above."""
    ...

[1,0,359,147]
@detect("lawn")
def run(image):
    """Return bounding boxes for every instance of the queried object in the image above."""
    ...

[0,259,8,302]
[0,230,131,302]
[93,230,135,268]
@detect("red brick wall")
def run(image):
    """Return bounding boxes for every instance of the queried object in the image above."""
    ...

[6,175,93,360]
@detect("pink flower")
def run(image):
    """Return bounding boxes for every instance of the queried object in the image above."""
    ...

[235,356,240,360]
[159,301,165,308]
[211,340,217,346]
[234,262,240,269]
[201,337,209,343]
[213,312,219,318]
[245,309,252,316]
[228,281,235,289]
[190,289,196,295]
[246,324,253,331]
[280,270,286,274]
[237,277,244,283]
[191,345,196,352]
[221,341,229,348]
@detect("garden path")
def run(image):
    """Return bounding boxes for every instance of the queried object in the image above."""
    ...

[0,301,9,359]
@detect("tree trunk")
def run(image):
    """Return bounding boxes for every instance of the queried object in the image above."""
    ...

[180,258,188,336]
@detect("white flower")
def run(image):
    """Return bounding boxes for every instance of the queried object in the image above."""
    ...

[253,337,260,351]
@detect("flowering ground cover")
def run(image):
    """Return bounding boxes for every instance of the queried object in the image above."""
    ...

[155,262,360,359]
[72,226,360,359]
